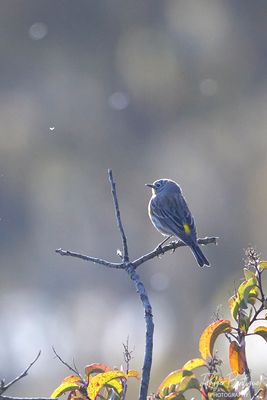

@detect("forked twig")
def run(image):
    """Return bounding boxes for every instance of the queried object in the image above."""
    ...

[52,347,86,385]
[0,352,41,395]
[55,170,216,400]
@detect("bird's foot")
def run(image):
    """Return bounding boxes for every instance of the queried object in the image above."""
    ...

[170,240,178,253]
[155,244,165,257]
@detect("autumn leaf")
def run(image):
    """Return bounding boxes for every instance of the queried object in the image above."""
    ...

[254,326,267,342]
[87,370,138,400]
[157,369,193,399]
[85,363,110,382]
[258,261,267,272]
[51,376,82,398]
[229,341,245,376]
[237,277,257,309]
[182,358,207,371]
[199,320,231,360]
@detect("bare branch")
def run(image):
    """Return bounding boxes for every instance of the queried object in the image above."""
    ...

[108,169,129,262]
[122,337,134,374]
[0,352,41,395]
[52,347,86,385]
[132,236,218,269]
[55,171,218,400]
[55,237,217,270]
[0,396,52,400]
[125,263,154,400]
[55,248,123,269]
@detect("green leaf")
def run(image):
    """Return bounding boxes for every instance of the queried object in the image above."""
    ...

[229,277,257,322]
[238,277,257,309]
[243,268,256,280]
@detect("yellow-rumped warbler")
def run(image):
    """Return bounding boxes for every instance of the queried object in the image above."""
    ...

[146,179,210,267]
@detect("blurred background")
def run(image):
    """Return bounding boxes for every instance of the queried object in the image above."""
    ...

[0,0,267,398]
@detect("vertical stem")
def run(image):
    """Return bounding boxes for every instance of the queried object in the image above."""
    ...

[244,352,255,399]
[239,335,255,399]
[126,264,154,400]
[108,169,129,262]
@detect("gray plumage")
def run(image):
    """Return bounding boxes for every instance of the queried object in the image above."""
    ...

[146,179,209,267]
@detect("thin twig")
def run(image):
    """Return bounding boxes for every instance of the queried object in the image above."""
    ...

[52,347,86,385]
[132,237,218,269]
[55,249,123,269]
[122,337,133,374]
[108,170,129,262]
[55,171,217,400]
[55,237,217,270]
[0,352,41,395]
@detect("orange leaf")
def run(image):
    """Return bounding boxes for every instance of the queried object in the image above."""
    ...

[229,341,245,376]
[199,320,232,360]
[63,376,83,384]
[85,363,110,381]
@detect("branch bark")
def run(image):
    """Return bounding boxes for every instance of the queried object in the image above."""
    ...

[55,170,217,400]
[125,264,154,400]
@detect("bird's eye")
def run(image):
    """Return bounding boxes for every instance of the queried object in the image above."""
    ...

[155,182,161,188]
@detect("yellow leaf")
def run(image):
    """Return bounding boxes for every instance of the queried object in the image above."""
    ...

[105,380,124,397]
[127,370,140,379]
[157,370,193,398]
[259,261,267,272]
[165,394,186,400]
[229,277,257,321]
[258,383,267,400]
[254,326,267,342]
[199,320,232,360]
[229,296,240,321]
[51,376,82,399]
[229,341,245,376]
[87,371,127,400]
[248,286,258,305]
[182,358,207,371]
[177,375,200,393]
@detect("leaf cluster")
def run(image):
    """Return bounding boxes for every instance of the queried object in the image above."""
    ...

[152,249,267,400]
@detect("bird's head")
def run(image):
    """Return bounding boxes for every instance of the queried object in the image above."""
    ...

[146,179,180,195]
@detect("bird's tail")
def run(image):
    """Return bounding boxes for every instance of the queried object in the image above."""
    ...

[191,243,210,267]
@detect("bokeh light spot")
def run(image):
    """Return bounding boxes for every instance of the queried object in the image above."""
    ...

[150,272,170,292]
[108,92,129,110]
[29,22,48,40]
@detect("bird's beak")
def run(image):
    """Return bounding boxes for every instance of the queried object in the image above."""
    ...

[145,183,156,189]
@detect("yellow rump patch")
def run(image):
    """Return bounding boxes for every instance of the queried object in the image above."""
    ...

[183,223,191,235]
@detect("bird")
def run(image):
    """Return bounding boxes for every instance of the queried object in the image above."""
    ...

[146,179,210,267]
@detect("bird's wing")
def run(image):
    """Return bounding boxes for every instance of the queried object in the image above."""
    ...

[153,192,197,240]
